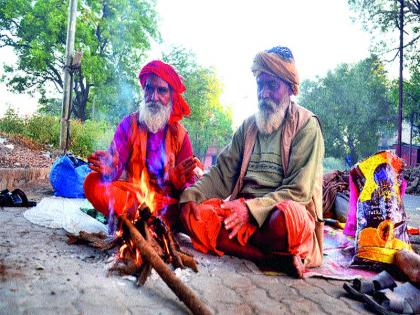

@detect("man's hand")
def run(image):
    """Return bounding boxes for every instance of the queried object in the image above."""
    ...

[169,156,199,190]
[180,201,200,233]
[87,150,117,177]
[222,199,251,239]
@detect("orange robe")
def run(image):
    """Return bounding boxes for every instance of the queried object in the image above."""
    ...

[84,112,193,226]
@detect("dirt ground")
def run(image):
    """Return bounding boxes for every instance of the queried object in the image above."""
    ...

[0,133,54,168]
[0,179,419,314]
[1,134,419,314]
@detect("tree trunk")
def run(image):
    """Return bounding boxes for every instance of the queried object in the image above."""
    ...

[397,0,404,157]
[72,72,90,122]
[348,137,358,165]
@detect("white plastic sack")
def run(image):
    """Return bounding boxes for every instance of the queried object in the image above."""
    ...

[24,196,108,235]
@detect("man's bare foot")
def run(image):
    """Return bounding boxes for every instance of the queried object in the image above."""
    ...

[260,252,305,278]
[394,249,420,285]
[290,255,305,279]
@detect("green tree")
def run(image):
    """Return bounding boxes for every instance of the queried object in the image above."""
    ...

[391,62,420,142]
[347,0,419,67]
[0,0,159,122]
[162,47,233,160]
[299,56,395,163]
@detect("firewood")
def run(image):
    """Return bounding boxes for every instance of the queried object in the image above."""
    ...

[137,262,152,286]
[67,231,121,250]
[177,251,198,273]
[121,217,212,315]
[166,231,185,269]
[136,220,153,286]
[108,260,139,276]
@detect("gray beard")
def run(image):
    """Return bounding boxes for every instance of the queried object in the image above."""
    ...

[138,100,172,133]
[255,98,289,135]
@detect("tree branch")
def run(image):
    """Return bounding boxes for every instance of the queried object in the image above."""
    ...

[45,62,64,89]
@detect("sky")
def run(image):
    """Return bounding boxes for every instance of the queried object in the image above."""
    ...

[150,0,372,126]
[0,0,372,127]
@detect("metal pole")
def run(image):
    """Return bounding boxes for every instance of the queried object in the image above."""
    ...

[396,0,404,157]
[60,0,77,153]
[409,112,413,166]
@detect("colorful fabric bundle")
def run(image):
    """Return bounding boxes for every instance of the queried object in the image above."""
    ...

[349,151,412,268]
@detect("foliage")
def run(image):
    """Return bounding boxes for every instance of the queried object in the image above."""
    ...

[390,63,420,143]
[299,56,395,163]
[25,114,60,147]
[0,107,26,135]
[347,0,420,67]
[323,157,346,173]
[0,0,159,122]
[37,97,62,116]
[0,108,113,157]
[162,46,233,160]
[70,119,114,156]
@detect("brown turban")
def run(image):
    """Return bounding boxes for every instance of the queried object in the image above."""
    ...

[251,46,300,95]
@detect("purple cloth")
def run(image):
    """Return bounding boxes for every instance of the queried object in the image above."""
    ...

[146,128,166,186]
[107,113,194,189]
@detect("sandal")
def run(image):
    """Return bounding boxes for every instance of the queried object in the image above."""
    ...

[363,282,420,314]
[343,270,397,301]
[0,189,36,207]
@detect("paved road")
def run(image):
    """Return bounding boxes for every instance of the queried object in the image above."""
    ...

[0,186,419,314]
[404,194,420,224]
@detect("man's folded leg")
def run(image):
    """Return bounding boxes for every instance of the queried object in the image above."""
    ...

[84,172,139,218]
[216,228,266,262]
[249,200,315,278]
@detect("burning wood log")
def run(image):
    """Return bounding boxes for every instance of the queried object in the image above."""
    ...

[120,216,212,315]
[135,206,198,273]
[67,199,207,314]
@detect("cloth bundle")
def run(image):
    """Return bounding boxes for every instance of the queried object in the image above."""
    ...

[345,151,412,268]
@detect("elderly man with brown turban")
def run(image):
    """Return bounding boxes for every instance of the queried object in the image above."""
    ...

[84,60,201,228]
[179,46,324,278]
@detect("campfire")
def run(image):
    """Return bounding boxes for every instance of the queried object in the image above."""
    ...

[68,170,211,315]
[108,203,198,284]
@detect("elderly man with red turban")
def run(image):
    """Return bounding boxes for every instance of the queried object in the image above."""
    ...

[84,60,201,228]
[179,46,324,278]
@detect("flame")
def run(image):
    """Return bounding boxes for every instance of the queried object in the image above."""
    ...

[134,169,157,213]
[162,236,170,257]
[135,248,142,266]
[119,243,128,259]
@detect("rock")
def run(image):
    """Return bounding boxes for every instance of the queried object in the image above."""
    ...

[35,265,45,271]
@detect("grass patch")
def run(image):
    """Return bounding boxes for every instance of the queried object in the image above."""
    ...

[0,108,114,157]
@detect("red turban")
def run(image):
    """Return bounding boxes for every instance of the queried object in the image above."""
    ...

[139,60,190,124]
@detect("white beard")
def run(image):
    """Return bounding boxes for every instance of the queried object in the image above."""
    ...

[139,100,172,133]
[255,98,290,135]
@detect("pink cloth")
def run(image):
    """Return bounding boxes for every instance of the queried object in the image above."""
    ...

[343,175,358,237]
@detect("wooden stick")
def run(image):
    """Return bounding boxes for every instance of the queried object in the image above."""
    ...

[137,220,152,286]
[121,217,212,315]
[67,231,121,250]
